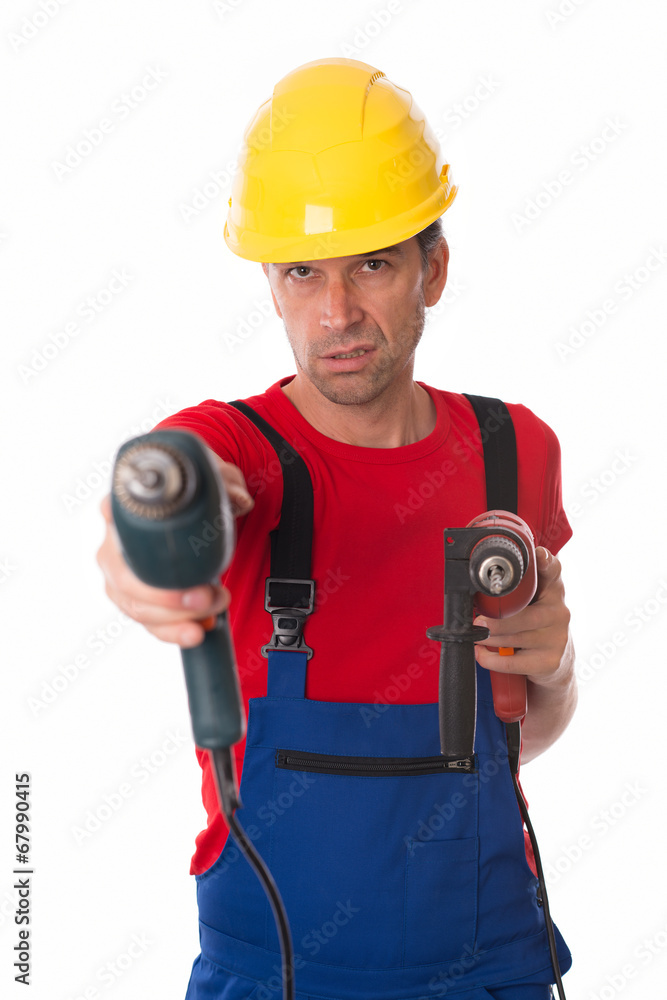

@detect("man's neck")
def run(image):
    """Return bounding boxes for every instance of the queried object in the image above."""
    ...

[281,374,437,448]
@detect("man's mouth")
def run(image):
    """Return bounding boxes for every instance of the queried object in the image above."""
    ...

[323,344,375,360]
[331,348,368,359]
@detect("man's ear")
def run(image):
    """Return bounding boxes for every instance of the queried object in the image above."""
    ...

[262,263,283,319]
[423,238,449,308]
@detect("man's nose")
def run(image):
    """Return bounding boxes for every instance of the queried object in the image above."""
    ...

[319,277,365,332]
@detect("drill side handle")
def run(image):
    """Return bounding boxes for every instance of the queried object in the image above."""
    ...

[427,589,482,760]
[181,611,246,750]
[438,638,477,759]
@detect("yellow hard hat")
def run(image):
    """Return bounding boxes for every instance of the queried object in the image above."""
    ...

[224,57,457,263]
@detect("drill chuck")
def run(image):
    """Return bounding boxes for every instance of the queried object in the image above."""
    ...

[111,431,234,590]
[113,442,197,520]
[469,535,524,597]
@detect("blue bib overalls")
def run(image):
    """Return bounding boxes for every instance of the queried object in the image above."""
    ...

[185,396,572,1000]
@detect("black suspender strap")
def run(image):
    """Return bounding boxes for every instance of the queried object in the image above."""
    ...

[463,394,568,994]
[463,397,529,813]
[228,399,316,658]
[462,393,522,770]
[227,393,517,661]
[462,394,518,515]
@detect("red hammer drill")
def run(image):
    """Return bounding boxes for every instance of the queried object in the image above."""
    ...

[427,510,537,759]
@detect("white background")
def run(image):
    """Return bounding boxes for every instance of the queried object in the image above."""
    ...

[2,1,666,998]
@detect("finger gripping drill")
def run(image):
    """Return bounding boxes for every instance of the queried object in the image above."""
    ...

[110,430,295,1000]
[426,510,537,759]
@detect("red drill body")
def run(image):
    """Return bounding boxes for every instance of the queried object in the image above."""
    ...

[467,511,537,723]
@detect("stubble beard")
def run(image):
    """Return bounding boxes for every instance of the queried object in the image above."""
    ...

[284,288,426,407]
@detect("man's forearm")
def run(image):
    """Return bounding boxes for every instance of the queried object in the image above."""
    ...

[520,632,577,764]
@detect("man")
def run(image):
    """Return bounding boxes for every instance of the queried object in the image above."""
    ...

[97,58,576,999]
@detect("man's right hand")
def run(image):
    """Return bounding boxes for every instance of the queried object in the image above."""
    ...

[95,451,254,648]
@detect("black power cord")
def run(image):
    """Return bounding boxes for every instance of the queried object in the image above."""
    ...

[506,723,567,1000]
[210,747,295,1000]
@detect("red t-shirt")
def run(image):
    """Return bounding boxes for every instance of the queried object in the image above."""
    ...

[155,376,572,874]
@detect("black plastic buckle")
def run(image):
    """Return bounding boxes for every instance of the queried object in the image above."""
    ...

[261,578,315,659]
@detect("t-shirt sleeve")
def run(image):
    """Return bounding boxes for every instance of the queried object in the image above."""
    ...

[150,400,281,556]
[150,399,270,492]
[536,417,572,555]
[511,404,572,556]
[152,400,245,466]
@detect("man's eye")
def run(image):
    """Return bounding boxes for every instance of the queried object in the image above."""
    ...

[288,266,312,278]
[363,259,385,271]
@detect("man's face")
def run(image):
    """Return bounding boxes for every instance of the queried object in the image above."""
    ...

[262,235,448,406]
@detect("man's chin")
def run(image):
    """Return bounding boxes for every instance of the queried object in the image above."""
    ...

[306,368,390,407]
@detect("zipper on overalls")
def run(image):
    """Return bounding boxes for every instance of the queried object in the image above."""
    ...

[275,749,476,775]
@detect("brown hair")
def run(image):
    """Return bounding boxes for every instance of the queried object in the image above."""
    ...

[414,218,445,271]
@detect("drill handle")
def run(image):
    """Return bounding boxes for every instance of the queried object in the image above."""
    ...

[489,671,527,724]
[181,611,246,750]
[438,639,477,759]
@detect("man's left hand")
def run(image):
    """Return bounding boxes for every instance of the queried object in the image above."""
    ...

[473,546,573,687]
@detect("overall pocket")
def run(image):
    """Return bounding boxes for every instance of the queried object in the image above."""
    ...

[403,834,479,967]
[271,748,478,971]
